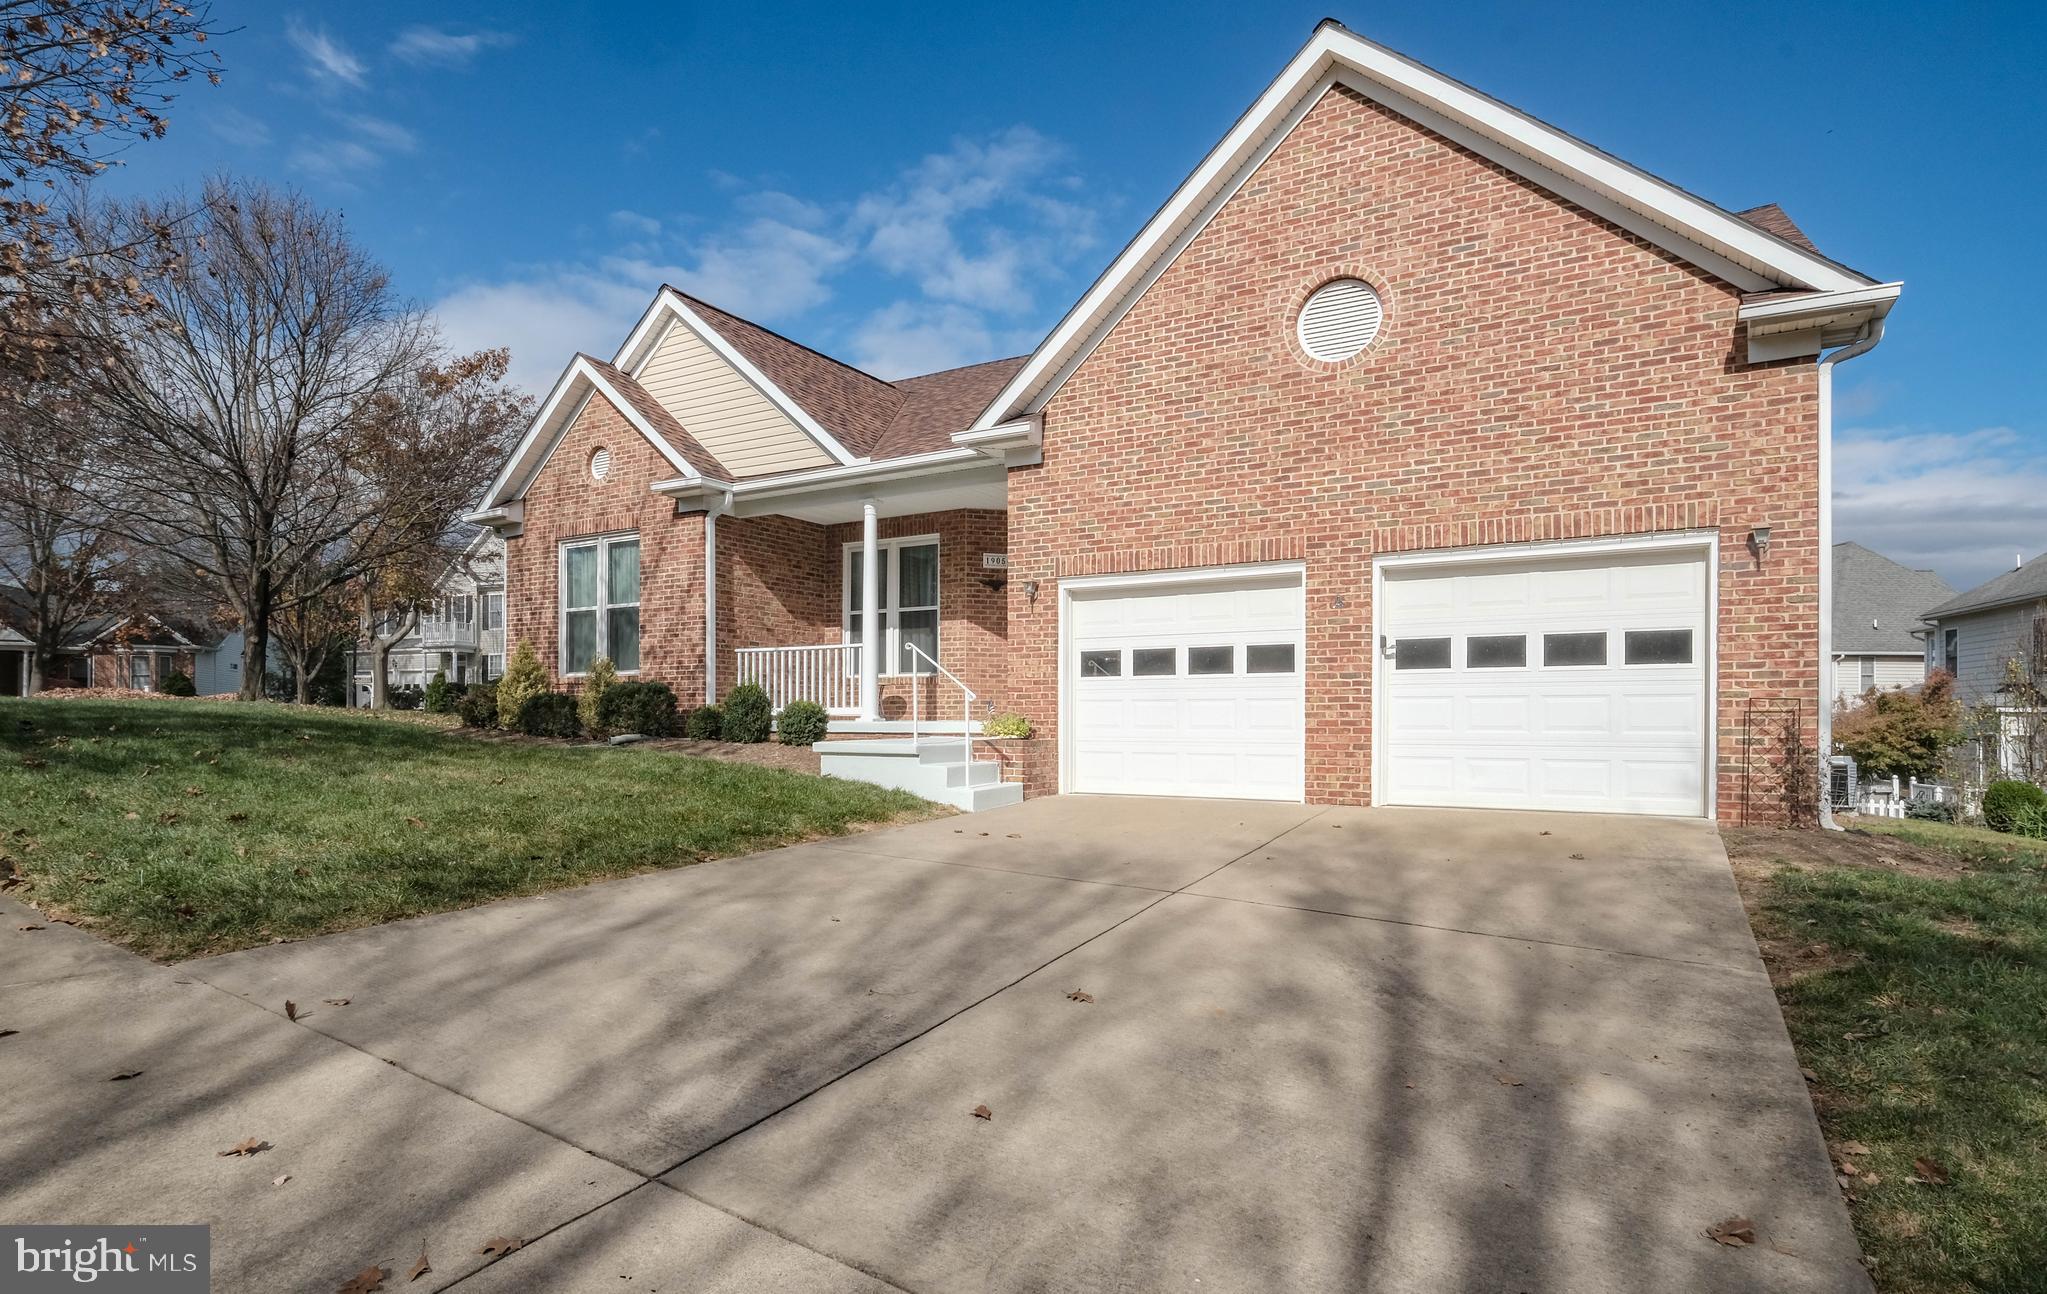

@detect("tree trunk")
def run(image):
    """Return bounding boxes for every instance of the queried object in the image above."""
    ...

[240,568,272,701]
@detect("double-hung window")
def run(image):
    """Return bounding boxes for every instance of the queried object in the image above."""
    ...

[842,537,939,675]
[561,534,641,674]
[481,592,504,632]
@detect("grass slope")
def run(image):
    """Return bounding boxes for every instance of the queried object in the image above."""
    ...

[1746,819,2047,1293]
[2,698,937,961]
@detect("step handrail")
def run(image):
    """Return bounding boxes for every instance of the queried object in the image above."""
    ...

[905,642,975,775]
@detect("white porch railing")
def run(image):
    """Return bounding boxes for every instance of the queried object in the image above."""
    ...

[735,643,862,716]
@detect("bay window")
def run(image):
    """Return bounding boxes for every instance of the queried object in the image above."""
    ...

[561,534,641,673]
[842,537,939,674]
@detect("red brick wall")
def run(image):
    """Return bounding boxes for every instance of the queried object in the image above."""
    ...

[714,513,834,708]
[504,392,706,698]
[1007,85,1821,823]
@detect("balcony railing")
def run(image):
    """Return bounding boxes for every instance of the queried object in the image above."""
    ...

[735,642,862,716]
[417,617,480,649]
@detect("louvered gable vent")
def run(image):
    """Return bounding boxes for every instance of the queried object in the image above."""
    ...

[1297,279,1383,361]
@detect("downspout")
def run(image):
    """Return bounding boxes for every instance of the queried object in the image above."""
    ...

[703,503,720,707]
[1816,318,1886,829]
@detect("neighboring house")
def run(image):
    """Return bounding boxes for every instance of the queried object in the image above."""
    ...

[1919,552,2047,705]
[1830,542,1955,703]
[468,22,1898,820]
[0,586,246,696]
[346,530,506,705]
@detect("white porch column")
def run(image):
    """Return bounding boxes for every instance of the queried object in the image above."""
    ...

[859,498,881,721]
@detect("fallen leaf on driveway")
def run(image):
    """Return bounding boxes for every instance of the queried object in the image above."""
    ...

[17,923,43,931]
[478,1235,523,1257]
[1495,1073,1524,1087]
[407,1243,430,1282]
[323,998,351,1007]
[1913,1157,1950,1185]
[1800,1067,1819,1083]
[285,1000,299,1021]
[1066,989,1094,1003]
[218,1138,270,1157]
[1568,852,1586,860]
[272,1174,290,1187]
[107,1070,143,1081]
[1706,1217,1755,1246]
[336,1264,385,1293]
[970,1104,993,1121]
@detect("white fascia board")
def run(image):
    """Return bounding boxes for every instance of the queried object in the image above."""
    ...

[972,23,1880,429]
[577,360,701,481]
[631,289,862,467]
[1738,281,1903,328]
[462,501,523,528]
[728,447,985,501]
[477,355,592,510]
[952,417,1042,456]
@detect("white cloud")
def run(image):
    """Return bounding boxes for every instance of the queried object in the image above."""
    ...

[286,19,366,88]
[434,125,1100,393]
[1835,425,2047,591]
[288,114,417,183]
[390,25,517,68]
[852,125,1096,312]
[338,114,417,154]
[206,106,273,151]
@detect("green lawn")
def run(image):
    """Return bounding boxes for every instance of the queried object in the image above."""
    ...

[1745,817,2047,1293]
[1,697,938,961]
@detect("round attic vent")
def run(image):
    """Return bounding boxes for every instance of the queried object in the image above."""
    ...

[1297,278,1383,361]
[590,447,611,482]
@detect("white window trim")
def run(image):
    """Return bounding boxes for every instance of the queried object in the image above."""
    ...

[558,532,642,677]
[482,591,504,632]
[840,534,941,678]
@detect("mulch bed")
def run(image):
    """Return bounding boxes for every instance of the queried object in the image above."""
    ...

[447,725,821,774]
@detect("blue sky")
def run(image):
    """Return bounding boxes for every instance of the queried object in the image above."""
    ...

[97,1,2042,589]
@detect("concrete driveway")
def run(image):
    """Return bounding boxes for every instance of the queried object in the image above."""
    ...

[4,798,1868,1293]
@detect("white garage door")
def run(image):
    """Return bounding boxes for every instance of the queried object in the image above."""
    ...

[1378,548,1709,817]
[1068,571,1304,800]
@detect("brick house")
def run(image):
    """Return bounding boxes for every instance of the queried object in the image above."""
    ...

[469,22,1898,821]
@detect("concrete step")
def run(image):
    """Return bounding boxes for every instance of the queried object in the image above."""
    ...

[814,738,1021,813]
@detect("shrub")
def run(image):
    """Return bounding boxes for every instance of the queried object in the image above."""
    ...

[578,657,618,733]
[516,691,583,739]
[722,682,773,743]
[387,684,424,711]
[158,669,197,697]
[2013,800,2047,840]
[1833,671,1964,782]
[984,711,1032,739]
[496,640,546,728]
[424,669,452,713]
[1905,796,1958,823]
[597,679,678,737]
[683,705,723,740]
[777,700,829,746]
[1982,780,2047,835]
[455,682,499,729]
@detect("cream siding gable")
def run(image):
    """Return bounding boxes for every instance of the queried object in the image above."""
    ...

[634,319,835,477]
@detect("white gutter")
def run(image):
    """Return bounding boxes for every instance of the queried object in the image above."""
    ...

[1816,317,1888,830]
[703,505,719,705]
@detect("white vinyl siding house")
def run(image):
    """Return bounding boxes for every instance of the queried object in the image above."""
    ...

[1928,601,2040,703]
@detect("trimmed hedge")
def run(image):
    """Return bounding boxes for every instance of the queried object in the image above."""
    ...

[984,711,1032,739]
[723,683,772,743]
[1983,780,2047,835]
[455,682,498,729]
[158,669,197,697]
[777,700,829,746]
[597,679,678,738]
[516,691,583,739]
[683,705,723,740]
[387,684,424,712]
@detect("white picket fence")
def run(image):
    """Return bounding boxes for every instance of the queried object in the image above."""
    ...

[1854,774,1956,819]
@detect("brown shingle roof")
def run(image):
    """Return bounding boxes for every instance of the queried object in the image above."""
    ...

[1734,203,1821,257]
[872,356,1030,460]
[582,356,731,480]
[668,289,905,457]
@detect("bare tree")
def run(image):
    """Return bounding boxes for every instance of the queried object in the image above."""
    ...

[0,367,137,690]
[270,563,353,704]
[1,1,225,376]
[68,178,437,698]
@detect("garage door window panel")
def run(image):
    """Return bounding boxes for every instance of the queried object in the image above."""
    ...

[1623,629,1693,665]
[1543,632,1608,667]
[1080,650,1121,677]
[1466,635,1527,669]
[1132,648,1176,676]
[1394,637,1452,670]
[1246,643,1296,674]
[1188,645,1235,675]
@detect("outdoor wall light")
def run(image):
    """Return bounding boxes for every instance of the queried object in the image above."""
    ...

[1024,579,1040,606]
[1749,526,1772,561]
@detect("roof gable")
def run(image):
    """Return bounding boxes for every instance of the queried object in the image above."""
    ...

[972,20,1883,429]
[1832,542,1956,653]
[1924,551,2047,621]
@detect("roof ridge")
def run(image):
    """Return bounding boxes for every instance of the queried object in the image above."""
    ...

[663,286,899,393]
